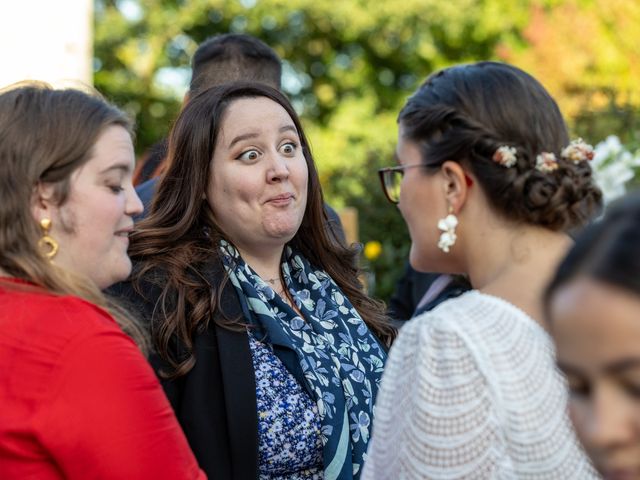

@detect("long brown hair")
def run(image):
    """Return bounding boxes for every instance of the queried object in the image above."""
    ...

[130,83,395,377]
[0,83,148,352]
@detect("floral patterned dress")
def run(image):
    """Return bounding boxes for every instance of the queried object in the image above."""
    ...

[249,334,323,479]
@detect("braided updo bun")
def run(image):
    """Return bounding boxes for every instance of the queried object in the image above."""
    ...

[399,61,602,231]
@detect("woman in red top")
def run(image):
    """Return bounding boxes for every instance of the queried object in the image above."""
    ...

[0,84,205,479]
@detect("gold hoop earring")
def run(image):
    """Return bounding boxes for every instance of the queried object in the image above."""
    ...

[38,218,59,260]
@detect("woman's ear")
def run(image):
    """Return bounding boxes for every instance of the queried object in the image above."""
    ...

[440,161,472,214]
[30,182,56,222]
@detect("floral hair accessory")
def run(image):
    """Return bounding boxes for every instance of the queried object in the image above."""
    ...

[561,138,594,164]
[536,152,558,172]
[492,145,518,168]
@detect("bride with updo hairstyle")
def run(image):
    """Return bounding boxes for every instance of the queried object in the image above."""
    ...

[364,62,602,478]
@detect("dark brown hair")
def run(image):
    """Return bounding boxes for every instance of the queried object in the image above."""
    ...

[399,61,602,231]
[0,82,148,352]
[190,33,282,94]
[130,82,394,377]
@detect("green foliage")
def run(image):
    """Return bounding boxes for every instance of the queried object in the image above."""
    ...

[94,0,640,304]
[95,0,527,151]
[573,90,640,145]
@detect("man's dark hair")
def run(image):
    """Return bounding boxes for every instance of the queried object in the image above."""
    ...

[189,33,282,95]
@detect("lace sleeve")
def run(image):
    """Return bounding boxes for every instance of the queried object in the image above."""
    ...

[364,315,507,479]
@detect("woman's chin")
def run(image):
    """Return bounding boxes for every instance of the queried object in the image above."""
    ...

[409,246,433,273]
[263,218,303,243]
[94,257,133,290]
[409,245,450,273]
[267,229,298,245]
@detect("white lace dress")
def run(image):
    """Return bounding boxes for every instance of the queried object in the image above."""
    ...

[363,290,599,479]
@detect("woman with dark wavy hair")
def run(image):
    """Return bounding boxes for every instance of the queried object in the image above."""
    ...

[0,84,204,479]
[545,192,640,479]
[363,62,602,478]
[112,82,395,480]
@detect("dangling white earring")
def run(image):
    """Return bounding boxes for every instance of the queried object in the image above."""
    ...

[437,208,458,253]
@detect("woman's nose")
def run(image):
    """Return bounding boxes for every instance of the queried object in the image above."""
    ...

[267,152,290,182]
[126,185,144,216]
[584,385,635,451]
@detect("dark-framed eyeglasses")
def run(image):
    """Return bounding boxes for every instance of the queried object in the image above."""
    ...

[377,164,423,204]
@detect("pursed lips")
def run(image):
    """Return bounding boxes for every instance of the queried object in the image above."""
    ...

[265,193,295,205]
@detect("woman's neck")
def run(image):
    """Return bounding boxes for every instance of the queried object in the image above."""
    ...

[465,223,572,324]
[235,244,286,283]
[236,243,303,314]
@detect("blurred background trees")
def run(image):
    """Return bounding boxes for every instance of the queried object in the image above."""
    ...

[94,0,640,301]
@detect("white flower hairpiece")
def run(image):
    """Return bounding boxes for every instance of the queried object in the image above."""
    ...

[492,145,518,168]
[493,139,594,174]
[561,138,595,164]
[536,152,559,172]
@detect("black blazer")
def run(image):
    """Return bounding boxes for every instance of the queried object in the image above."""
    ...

[110,260,259,479]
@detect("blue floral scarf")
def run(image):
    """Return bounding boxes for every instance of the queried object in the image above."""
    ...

[220,241,387,480]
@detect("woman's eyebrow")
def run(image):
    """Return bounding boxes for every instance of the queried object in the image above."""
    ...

[556,361,583,376]
[605,357,640,374]
[279,124,297,135]
[228,132,259,149]
[99,163,130,174]
[228,125,297,149]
